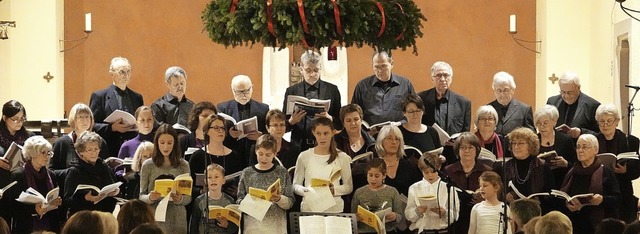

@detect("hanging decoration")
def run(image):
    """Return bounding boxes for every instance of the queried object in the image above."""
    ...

[202,0,427,54]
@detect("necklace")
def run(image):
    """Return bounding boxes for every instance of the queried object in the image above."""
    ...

[514,161,532,184]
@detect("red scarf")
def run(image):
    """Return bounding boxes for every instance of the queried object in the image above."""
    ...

[475,131,504,158]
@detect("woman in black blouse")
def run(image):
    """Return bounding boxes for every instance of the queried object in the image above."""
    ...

[0,100,34,154]
[399,94,441,158]
[334,104,375,189]
[375,125,421,196]
[534,105,576,189]
[179,101,217,159]
[249,109,300,169]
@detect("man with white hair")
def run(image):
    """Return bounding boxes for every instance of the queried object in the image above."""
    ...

[151,66,194,127]
[488,71,534,135]
[283,51,342,151]
[90,56,144,157]
[418,61,471,135]
[217,75,269,157]
[546,72,600,138]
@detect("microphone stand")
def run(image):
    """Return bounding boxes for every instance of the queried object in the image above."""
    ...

[500,153,508,234]
[627,86,640,135]
[422,157,458,234]
[203,135,210,234]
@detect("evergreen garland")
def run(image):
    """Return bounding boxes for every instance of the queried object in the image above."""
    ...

[202,0,427,54]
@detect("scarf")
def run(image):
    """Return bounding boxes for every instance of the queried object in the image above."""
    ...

[24,161,54,192]
[561,159,604,224]
[597,129,629,155]
[475,131,504,158]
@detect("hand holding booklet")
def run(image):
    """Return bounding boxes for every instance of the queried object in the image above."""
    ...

[285,95,331,115]
[154,173,193,197]
[431,123,461,145]
[1,142,24,171]
[217,113,259,139]
[239,179,281,221]
[16,187,61,215]
[357,205,391,234]
[597,152,639,169]
[103,110,136,126]
[74,182,122,204]
[209,204,241,226]
[550,189,594,205]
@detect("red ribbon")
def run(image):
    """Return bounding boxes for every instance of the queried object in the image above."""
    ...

[331,0,342,35]
[301,35,310,48]
[393,2,404,41]
[267,0,276,37]
[230,0,238,13]
[297,0,309,33]
[375,2,386,38]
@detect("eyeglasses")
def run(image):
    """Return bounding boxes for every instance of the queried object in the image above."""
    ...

[269,123,286,128]
[76,115,92,120]
[478,117,496,122]
[511,142,528,147]
[432,73,451,80]
[405,109,423,115]
[494,88,512,94]
[209,125,225,131]
[84,148,100,154]
[9,116,26,124]
[597,118,618,126]
[459,146,475,151]
[116,69,131,76]
[304,68,320,73]
[535,121,552,127]
[41,151,54,158]
[233,87,252,95]
[576,145,593,150]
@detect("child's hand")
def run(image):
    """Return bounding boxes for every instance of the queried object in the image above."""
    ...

[270,190,281,202]
[149,191,161,202]
[170,191,182,203]
[215,214,229,228]
[385,212,397,222]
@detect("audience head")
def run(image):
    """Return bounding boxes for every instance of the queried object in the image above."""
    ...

[454,132,481,160]
[74,131,104,165]
[372,51,394,82]
[402,94,425,125]
[479,171,502,200]
[474,105,498,133]
[624,220,640,234]
[558,71,581,105]
[206,163,226,193]
[152,124,182,168]
[430,61,453,94]
[510,198,542,233]
[311,117,339,163]
[523,216,540,234]
[62,210,118,234]
[492,71,516,106]
[596,218,626,234]
[300,50,322,85]
[339,104,364,136]
[132,141,154,172]
[576,134,599,167]
[108,57,131,89]
[533,105,559,135]
[375,125,405,159]
[1,99,27,134]
[117,199,155,234]
[265,109,287,139]
[366,158,387,189]
[230,75,253,105]
[255,134,277,166]
[0,217,9,234]
[68,103,94,134]
[187,101,217,132]
[508,127,540,159]
[135,106,154,135]
[129,223,165,234]
[203,114,227,144]
[595,103,621,138]
[534,211,572,234]
[418,153,441,182]
[22,136,53,169]
[164,66,187,100]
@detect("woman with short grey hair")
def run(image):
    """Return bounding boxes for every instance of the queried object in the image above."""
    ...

[534,104,576,189]
[8,136,63,233]
[474,105,507,158]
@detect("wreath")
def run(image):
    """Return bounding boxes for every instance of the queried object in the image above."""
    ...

[202,0,427,54]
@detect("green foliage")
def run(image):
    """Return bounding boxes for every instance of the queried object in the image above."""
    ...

[202,0,427,54]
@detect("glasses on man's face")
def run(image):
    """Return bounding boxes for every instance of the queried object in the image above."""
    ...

[478,117,495,122]
[269,123,286,128]
[576,145,593,151]
[597,118,618,126]
[117,69,131,76]
[209,125,225,132]
[432,73,451,80]
[233,87,252,95]
[405,109,423,115]
[494,88,512,95]
[9,116,26,124]
[41,151,54,158]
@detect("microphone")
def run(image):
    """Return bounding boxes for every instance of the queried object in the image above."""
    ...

[626,84,640,90]
[204,134,210,144]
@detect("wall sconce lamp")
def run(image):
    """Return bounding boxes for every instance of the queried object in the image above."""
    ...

[508,15,541,54]
[0,21,16,40]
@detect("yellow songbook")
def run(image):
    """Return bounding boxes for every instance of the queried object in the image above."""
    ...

[248,178,281,201]
[154,173,193,197]
[208,204,241,226]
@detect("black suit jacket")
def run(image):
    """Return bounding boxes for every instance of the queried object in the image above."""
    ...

[89,84,144,157]
[418,88,471,135]
[283,80,342,150]
[546,92,600,135]
[489,99,535,135]
[217,99,269,160]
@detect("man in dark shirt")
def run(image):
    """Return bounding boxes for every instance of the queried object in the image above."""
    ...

[546,72,600,138]
[418,61,471,136]
[351,51,415,126]
[284,51,342,151]
[89,57,143,157]
[488,71,535,135]
[151,66,194,127]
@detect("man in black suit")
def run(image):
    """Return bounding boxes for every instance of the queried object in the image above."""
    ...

[488,71,535,135]
[284,51,342,151]
[217,75,268,159]
[418,61,471,136]
[89,57,144,158]
[546,72,600,138]
[151,66,194,127]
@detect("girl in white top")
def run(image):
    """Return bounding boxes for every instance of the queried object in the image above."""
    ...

[293,117,353,213]
[405,152,459,233]
[468,171,511,234]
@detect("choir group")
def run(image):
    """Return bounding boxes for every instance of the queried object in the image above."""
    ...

[0,50,637,234]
